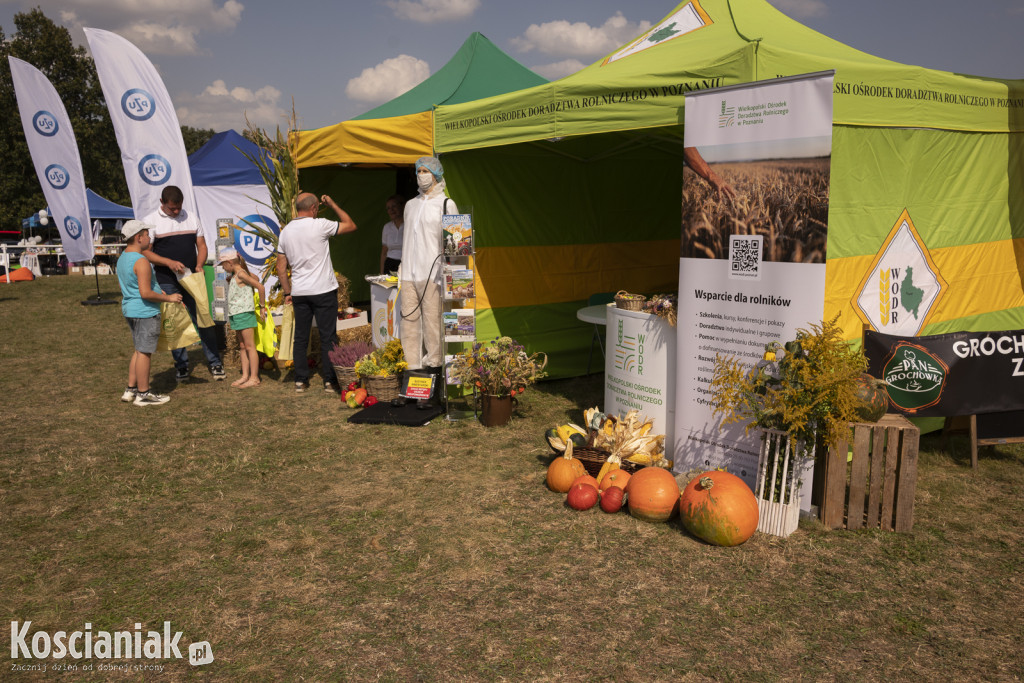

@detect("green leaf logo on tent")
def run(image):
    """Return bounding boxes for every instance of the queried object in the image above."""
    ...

[603,2,714,65]
[647,22,680,44]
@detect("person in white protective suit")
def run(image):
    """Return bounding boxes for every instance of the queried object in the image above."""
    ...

[399,156,458,404]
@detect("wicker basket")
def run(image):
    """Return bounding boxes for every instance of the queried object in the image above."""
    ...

[360,373,402,401]
[614,290,645,311]
[572,446,643,477]
[332,365,358,390]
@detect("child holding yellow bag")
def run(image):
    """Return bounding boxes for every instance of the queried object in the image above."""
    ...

[217,248,267,388]
[116,220,182,405]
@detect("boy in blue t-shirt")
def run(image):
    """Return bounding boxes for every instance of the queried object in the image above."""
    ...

[115,220,182,406]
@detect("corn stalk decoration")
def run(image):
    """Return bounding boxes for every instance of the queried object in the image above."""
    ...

[232,103,300,285]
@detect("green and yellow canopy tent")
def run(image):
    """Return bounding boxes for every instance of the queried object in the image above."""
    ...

[433,0,1024,378]
[292,32,546,301]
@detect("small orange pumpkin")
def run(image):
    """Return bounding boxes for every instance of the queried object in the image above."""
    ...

[625,467,680,523]
[679,471,759,546]
[547,451,586,492]
[571,474,600,491]
[599,468,631,493]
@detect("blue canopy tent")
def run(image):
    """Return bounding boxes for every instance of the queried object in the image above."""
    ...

[188,130,275,272]
[31,188,134,237]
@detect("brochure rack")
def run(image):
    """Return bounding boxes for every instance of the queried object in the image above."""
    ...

[440,210,476,420]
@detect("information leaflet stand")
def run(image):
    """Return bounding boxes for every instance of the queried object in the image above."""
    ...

[440,211,476,420]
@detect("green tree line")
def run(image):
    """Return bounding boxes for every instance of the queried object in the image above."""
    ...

[0,9,215,234]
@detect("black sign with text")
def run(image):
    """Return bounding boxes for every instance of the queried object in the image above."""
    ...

[864,329,1024,416]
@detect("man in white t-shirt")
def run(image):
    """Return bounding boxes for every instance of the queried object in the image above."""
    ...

[276,192,356,393]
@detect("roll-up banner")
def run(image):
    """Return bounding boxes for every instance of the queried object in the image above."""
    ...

[673,71,834,504]
[8,57,93,264]
[865,329,1024,417]
[84,28,198,223]
[192,184,278,279]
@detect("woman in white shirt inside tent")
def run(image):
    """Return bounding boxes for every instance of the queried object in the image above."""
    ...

[379,194,406,275]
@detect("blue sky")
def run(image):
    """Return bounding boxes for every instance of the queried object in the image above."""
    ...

[2,0,1021,133]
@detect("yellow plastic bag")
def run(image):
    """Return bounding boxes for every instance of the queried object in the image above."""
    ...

[254,292,277,357]
[178,271,214,328]
[277,303,295,361]
[157,302,201,351]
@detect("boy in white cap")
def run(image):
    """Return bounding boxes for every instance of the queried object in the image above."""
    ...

[115,220,183,405]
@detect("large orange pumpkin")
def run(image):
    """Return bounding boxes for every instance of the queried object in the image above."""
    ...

[547,452,586,492]
[625,467,680,523]
[679,471,759,546]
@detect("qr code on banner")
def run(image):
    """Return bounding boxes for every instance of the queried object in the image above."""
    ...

[729,235,763,280]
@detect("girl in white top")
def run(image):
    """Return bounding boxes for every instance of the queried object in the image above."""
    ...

[380,194,406,274]
[218,248,267,388]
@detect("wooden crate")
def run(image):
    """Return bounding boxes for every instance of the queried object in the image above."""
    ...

[819,414,920,532]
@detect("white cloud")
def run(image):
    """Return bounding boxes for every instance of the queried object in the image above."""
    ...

[510,12,652,58]
[119,22,203,55]
[26,0,244,55]
[531,59,586,81]
[345,55,431,104]
[387,0,479,23]
[507,12,651,58]
[175,78,285,131]
[769,0,827,19]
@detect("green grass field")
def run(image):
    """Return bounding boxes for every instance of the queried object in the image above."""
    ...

[1,275,1022,681]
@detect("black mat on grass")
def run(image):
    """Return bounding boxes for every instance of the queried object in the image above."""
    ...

[347,401,445,426]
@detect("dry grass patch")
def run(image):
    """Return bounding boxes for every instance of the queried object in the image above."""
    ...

[0,277,1022,680]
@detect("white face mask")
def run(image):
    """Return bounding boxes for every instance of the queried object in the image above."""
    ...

[416,170,436,192]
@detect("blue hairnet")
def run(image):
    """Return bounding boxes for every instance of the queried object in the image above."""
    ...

[415,156,444,180]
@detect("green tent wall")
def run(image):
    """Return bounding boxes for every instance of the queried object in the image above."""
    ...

[434,0,1024,378]
[294,33,546,302]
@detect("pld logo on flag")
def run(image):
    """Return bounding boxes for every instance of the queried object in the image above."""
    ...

[138,153,172,185]
[121,88,156,121]
[65,216,83,239]
[32,110,58,136]
[45,163,70,189]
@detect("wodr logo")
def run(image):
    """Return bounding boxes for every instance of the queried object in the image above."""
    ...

[882,341,949,413]
[853,209,946,336]
[718,99,736,127]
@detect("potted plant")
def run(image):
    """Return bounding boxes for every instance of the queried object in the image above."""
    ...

[328,340,374,390]
[448,336,548,426]
[354,339,408,402]
[710,316,875,536]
